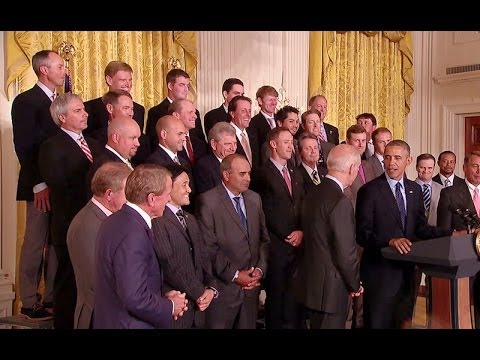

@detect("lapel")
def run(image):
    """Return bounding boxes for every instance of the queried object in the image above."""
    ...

[243,191,254,245]
[267,160,292,200]
[122,204,154,242]
[88,200,109,222]
[458,180,476,212]
[404,180,417,231]
[164,207,192,245]
[218,185,248,236]
[379,175,404,231]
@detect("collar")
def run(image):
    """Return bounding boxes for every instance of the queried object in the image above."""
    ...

[158,144,178,161]
[126,202,152,229]
[325,174,344,191]
[91,197,113,217]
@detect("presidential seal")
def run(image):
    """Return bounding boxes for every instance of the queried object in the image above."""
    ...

[476,232,480,257]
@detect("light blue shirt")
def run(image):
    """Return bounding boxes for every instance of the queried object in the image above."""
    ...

[386,174,406,211]
[222,182,246,217]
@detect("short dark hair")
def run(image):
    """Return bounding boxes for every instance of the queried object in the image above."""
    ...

[438,150,456,163]
[386,139,410,155]
[222,78,244,93]
[371,127,391,142]
[163,163,189,182]
[346,124,366,140]
[275,106,299,124]
[228,95,252,113]
[266,127,291,146]
[356,113,377,126]
[166,68,190,85]
[416,153,436,167]
[297,132,317,152]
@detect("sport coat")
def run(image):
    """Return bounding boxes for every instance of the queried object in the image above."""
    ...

[298,163,327,194]
[415,180,443,226]
[11,84,60,201]
[234,126,260,170]
[437,179,475,231]
[152,207,216,329]
[295,177,360,314]
[94,204,173,329]
[250,112,273,151]
[178,130,208,166]
[85,147,126,197]
[364,154,384,180]
[324,122,340,145]
[204,104,231,138]
[432,173,464,187]
[67,200,108,329]
[194,152,222,195]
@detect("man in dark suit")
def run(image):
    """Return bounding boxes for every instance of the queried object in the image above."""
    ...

[94,164,188,329]
[197,154,270,329]
[250,86,279,148]
[169,99,208,166]
[256,128,305,329]
[295,144,363,329]
[297,133,326,194]
[152,164,218,329]
[203,78,244,137]
[308,95,339,145]
[67,162,131,329]
[85,116,140,194]
[229,95,260,171]
[437,150,480,328]
[356,140,453,329]
[39,93,103,329]
[432,150,464,187]
[344,124,368,209]
[194,122,237,194]
[146,69,205,150]
[84,61,145,142]
[11,49,64,320]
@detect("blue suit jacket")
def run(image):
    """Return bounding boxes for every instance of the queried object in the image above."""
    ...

[94,204,172,329]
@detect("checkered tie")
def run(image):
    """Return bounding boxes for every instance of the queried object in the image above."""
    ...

[422,184,431,213]
[444,178,451,187]
[78,136,93,163]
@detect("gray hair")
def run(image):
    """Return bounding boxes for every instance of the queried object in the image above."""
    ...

[50,93,83,126]
[327,144,361,173]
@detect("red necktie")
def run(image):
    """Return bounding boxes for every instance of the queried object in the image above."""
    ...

[282,166,292,195]
[185,135,195,165]
[359,164,366,184]
[78,136,93,163]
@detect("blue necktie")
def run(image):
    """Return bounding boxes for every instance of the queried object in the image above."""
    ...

[233,196,247,231]
[422,184,431,213]
[395,182,406,230]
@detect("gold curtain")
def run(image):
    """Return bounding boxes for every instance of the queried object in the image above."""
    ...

[5,30,197,313]
[308,31,414,141]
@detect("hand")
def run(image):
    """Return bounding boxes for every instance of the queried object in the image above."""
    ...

[196,289,215,311]
[453,229,471,235]
[285,230,303,247]
[34,187,51,212]
[350,285,364,297]
[388,237,412,254]
[165,290,188,320]
[235,267,261,290]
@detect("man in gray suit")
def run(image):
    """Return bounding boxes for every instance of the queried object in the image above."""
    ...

[197,154,270,329]
[362,127,392,181]
[67,162,132,329]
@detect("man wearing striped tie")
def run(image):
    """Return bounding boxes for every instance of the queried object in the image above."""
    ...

[39,93,102,328]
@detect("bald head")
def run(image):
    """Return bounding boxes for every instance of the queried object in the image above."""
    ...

[156,115,186,152]
[327,144,361,188]
[107,116,141,160]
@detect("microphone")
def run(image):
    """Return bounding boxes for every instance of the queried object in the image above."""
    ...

[452,207,480,230]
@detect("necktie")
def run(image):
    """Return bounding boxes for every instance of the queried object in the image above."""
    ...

[176,209,187,230]
[185,135,195,165]
[78,136,93,163]
[282,166,292,195]
[267,117,275,129]
[173,154,181,165]
[311,169,320,185]
[241,132,252,165]
[395,182,406,230]
[318,128,326,142]
[233,196,247,231]
[473,189,480,217]
[444,178,451,187]
[51,93,57,102]
[422,184,431,213]
[316,139,325,165]
[126,160,134,171]
[358,164,366,184]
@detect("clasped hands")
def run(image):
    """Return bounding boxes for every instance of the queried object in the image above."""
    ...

[235,267,262,290]
[165,290,188,320]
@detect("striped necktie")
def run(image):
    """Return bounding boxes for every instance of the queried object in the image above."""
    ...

[78,136,93,163]
[422,183,431,213]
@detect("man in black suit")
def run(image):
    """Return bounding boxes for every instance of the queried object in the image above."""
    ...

[229,95,260,171]
[432,150,464,187]
[11,49,64,320]
[356,140,453,329]
[250,86,279,149]
[295,144,363,328]
[85,116,140,194]
[297,133,325,194]
[39,93,102,329]
[152,164,218,329]
[256,128,305,329]
[203,78,244,137]
[437,150,480,328]
[308,95,339,145]
[194,122,237,195]
[84,61,145,141]
[168,99,208,166]
[146,69,205,150]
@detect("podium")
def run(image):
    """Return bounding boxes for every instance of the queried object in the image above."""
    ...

[382,234,480,329]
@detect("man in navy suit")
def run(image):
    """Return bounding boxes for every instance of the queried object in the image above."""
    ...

[146,69,205,149]
[203,78,244,137]
[308,95,339,145]
[194,122,237,194]
[12,49,64,320]
[356,140,454,329]
[94,164,188,329]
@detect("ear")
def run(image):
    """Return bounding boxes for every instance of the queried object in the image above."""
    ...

[222,170,230,182]
[167,81,174,92]
[160,129,168,140]
[172,111,180,119]
[210,139,217,151]
[222,90,228,100]
[39,64,49,76]
[257,97,263,107]
[58,114,66,124]
[146,192,156,206]
[269,139,277,150]
[105,188,113,200]
[105,75,113,87]
[406,156,413,167]
[111,133,120,144]
[106,103,114,115]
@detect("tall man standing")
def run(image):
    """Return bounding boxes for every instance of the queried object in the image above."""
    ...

[11,49,65,320]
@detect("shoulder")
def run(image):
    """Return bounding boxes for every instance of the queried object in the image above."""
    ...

[133,101,145,111]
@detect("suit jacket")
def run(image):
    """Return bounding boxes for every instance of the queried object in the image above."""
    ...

[196,185,270,303]
[85,147,126,197]
[146,98,205,150]
[39,131,102,246]
[295,177,360,314]
[67,200,108,329]
[318,140,335,169]
[84,97,145,139]
[437,179,474,231]
[344,161,369,209]
[11,84,60,201]
[256,160,304,260]
[178,130,208,166]
[250,112,273,151]
[94,204,172,329]
[152,207,216,329]
[234,126,260,176]
[356,174,452,298]
[194,153,222,195]
[324,122,340,145]
[363,154,384,181]
[432,173,464,187]
[415,180,442,226]
[298,163,327,194]
[204,104,231,138]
